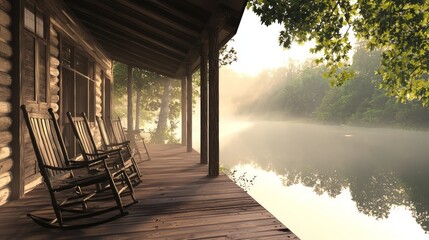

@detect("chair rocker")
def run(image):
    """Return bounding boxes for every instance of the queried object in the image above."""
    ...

[67,112,142,186]
[110,117,151,162]
[21,106,134,229]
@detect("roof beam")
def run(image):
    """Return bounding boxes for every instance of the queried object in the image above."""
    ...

[114,55,177,78]
[95,38,182,71]
[78,18,185,64]
[68,4,188,57]
[79,0,197,49]
[116,0,201,38]
[146,0,208,26]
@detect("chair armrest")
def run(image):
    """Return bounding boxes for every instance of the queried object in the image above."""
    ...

[106,141,130,148]
[68,159,84,165]
[45,156,108,171]
[95,148,122,155]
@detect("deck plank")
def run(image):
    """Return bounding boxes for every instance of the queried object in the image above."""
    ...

[0,144,299,239]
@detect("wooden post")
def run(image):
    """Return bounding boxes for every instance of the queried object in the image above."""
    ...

[181,76,186,145]
[200,43,208,164]
[127,65,133,138]
[11,0,24,199]
[208,30,220,176]
[208,10,229,177]
[186,66,192,152]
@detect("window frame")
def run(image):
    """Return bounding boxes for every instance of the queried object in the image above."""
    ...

[59,40,97,122]
[22,0,50,104]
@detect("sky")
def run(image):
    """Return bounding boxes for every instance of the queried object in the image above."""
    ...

[228,10,319,76]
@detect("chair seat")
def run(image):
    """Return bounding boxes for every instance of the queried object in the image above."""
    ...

[51,170,109,191]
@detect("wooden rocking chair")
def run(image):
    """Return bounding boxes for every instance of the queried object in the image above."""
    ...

[67,112,142,186]
[96,116,140,175]
[110,117,151,162]
[21,106,135,228]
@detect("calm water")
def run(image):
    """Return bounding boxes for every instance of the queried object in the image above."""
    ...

[217,121,429,240]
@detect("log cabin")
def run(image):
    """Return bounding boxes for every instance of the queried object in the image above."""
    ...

[1,0,247,204]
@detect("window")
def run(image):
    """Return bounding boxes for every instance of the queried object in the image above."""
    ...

[60,42,97,156]
[60,43,96,121]
[23,2,48,103]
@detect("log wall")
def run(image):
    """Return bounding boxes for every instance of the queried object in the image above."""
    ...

[0,0,12,205]
[0,0,112,206]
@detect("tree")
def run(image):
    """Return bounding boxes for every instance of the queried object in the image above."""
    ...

[248,1,429,106]
[113,62,164,128]
[132,68,164,130]
[151,78,173,143]
[112,41,238,144]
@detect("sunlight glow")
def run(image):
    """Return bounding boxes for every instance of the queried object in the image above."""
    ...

[229,10,319,76]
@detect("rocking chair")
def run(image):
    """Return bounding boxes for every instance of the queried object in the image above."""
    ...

[21,106,135,228]
[110,117,151,162]
[67,112,141,186]
[96,116,140,175]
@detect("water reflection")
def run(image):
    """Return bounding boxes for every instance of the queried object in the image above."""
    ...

[220,121,429,234]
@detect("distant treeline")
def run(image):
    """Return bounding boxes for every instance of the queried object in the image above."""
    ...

[240,44,429,129]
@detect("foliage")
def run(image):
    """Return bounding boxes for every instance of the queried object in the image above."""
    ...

[240,44,429,129]
[112,40,238,143]
[226,170,256,192]
[113,62,166,125]
[248,0,429,106]
[219,42,238,67]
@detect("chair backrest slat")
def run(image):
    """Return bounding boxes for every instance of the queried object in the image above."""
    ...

[67,112,98,161]
[110,117,127,144]
[96,116,112,149]
[21,106,70,182]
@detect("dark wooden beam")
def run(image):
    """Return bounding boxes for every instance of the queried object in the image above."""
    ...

[68,4,188,57]
[95,38,180,73]
[186,65,192,152]
[10,0,24,199]
[79,18,185,64]
[208,29,219,176]
[116,0,201,38]
[181,76,186,145]
[127,65,133,137]
[200,43,208,164]
[208,10,229,177]
[146,0,208,26]
[82,0,196,49]
[113,56,177,79]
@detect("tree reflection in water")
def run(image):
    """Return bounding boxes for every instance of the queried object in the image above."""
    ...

[221,121,429,232]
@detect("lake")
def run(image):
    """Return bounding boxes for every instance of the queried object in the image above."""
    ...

[215,120,429,240]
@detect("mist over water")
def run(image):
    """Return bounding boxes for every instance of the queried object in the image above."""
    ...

[214,120,429,240]
[190,67,429,239]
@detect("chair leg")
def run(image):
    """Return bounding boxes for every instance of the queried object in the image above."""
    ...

[120,169,138,204]
[131,156,142,178]
[141,138,151,161]
[134,136,151,161]
[107,174,125,214]
[50,192,63,227]
[132,141,144,162]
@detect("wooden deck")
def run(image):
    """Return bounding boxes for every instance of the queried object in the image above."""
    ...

[0,144,299,239]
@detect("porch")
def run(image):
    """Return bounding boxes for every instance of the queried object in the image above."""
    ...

[0,144,298,239]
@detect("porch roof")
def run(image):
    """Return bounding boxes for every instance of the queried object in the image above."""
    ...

[63,0,247,78]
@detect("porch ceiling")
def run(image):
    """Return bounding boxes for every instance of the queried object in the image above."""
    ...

[64,0,247,78]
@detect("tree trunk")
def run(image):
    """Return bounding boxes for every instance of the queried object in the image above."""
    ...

[154,78,172,143]
[127,65,133,136]
[135,89,141,130]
